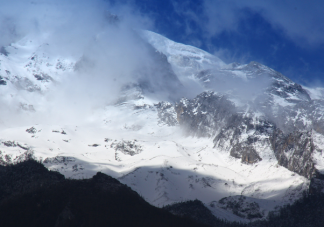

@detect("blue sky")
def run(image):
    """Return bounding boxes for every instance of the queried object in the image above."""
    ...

[109,0,324,86]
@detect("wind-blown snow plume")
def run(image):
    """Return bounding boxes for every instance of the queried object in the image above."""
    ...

[0,0,187,126]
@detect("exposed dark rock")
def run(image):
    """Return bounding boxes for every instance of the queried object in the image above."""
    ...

[26,127,37,134]
[111,140,143,160]
[0,76,7,85]
[175,91,236,137]
[52,129,67,134]
[0,150,35,166]
[194,60,317,135]
[43,156,76,165]
[270,129,316,179]
[171,85,324,182]
[0,151,9,166]
[2,141,17,147]
[213,114,272,165]
[34,73,53,82]
[0,80,7,85]
[155,101,178,126]
[217,196,263,220]
[17,143,29,150]
[230,144,262,164]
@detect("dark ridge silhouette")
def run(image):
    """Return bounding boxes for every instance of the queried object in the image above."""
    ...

[1,160,324,227]
[0,160,208,227]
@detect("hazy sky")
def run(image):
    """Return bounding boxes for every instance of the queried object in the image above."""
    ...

[108,0,324,86]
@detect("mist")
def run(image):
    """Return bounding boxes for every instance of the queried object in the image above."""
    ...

[0,0,192,127]
[0,0,279,129]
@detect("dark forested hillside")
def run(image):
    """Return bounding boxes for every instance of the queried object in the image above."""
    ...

[0,160,207,227]
[164,200,244,227]
[0,160,323,227]
[250,193,324,227]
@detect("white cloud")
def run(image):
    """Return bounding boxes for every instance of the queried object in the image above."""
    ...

[202,0,324,47]
[0,0,175,126]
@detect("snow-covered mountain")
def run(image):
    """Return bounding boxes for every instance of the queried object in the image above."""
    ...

[140,30,225,77]
[1,26,324,223]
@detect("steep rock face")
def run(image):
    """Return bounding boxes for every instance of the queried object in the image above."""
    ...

[155,88,324,201]
[175,91,235,137]
[230,143,262,164]
[158,91,273,164]
[155,101,178,126]
[156,83,324,180]
[195,61,314,132]
[270,129,316,179]
[272,99,324,134]
[158,60,324,182]
[213,112,274,164]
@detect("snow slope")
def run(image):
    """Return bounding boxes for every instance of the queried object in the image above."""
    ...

[0,30,322,222]
[0,100,308,222]
[140,30,226,79]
